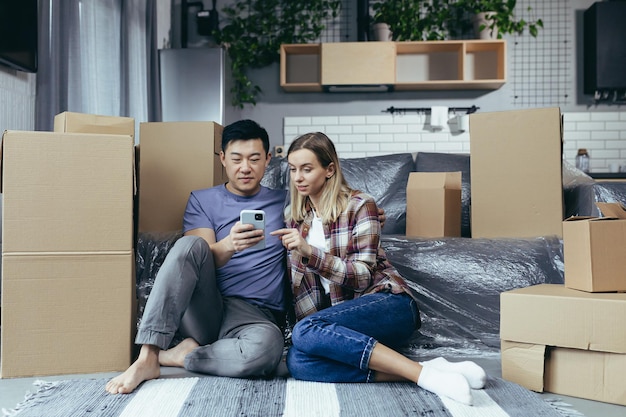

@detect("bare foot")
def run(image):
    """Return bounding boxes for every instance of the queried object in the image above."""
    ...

[105,345,160,394]
[159,338,200,367]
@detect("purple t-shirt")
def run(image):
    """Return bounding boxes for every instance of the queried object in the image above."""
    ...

[183,185,288,311]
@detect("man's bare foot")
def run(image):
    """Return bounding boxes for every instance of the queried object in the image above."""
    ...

[159,338,200,367]
[105,345,161,394]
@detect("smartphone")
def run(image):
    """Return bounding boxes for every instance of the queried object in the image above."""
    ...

[240,209,266,251]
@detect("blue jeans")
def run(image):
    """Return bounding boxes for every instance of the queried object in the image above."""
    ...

[286,292,420,383]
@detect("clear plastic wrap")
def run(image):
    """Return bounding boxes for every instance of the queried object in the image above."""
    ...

[340,153,414,235]
[381,235,564,358]
[563,159,626,217]
[135,231,564,359]
[562,159,597,217]
[135,230,183,327]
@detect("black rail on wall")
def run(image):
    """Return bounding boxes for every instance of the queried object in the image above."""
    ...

[383,105,480,115]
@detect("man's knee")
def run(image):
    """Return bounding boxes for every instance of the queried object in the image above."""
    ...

[209,323,283,378]
[238,323,284,376]
[172,235,210,259]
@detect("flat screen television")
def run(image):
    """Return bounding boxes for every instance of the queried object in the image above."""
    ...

[0,0,38,73]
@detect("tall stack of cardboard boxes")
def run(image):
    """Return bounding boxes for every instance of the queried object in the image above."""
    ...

[471,108,626,406]
[0,113,228,378]
[0,112,136,377]
[501,202,626,406]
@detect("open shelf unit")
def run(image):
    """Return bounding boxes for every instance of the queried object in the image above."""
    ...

[280,40,506,92]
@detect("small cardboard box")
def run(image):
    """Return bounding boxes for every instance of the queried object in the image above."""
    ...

[563,202,626,292]
[406,172,461,238]
[138,121,226,233]
[0,130,135,378]
[54,111,135,140]
[500,284,626,405]
[470,107,563,238]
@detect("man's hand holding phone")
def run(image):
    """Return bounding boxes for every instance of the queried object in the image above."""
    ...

[236,210,266,252]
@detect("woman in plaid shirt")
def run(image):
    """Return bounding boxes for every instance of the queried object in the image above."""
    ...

[271,132,486,406]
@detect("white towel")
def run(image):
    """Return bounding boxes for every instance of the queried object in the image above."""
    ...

[430,106,449,129]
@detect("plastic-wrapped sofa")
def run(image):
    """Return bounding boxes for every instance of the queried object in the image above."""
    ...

[135,152,626,359]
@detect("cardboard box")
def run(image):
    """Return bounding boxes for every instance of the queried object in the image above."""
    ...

[563,202,626,292]
[138,121,226,233]
[0,130,135,378]
[470,107,564,238]
[502,341,626,406]
[54,111,135,139]
[500,284,626,405]
[406,172,461,237]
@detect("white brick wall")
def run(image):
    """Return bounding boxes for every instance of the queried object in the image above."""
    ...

[284,111,626,173]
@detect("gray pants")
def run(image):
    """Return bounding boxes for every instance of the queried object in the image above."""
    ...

[136,235,284,378]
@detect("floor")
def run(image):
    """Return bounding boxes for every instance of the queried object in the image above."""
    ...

[0,356,624,416]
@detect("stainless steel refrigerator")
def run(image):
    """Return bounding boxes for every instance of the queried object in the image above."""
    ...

[159,47,236,124]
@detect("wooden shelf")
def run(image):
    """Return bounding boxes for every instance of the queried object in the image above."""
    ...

[280,44,322,92]
[280,40,506,92]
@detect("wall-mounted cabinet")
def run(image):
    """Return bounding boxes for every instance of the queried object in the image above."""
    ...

[280,40,506,92]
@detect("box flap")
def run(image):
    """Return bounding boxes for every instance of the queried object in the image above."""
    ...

[54,111,135,139]
[407,172,462,189]
[564,215,618,222]
[501,340,546,392]
[596,202,626,219]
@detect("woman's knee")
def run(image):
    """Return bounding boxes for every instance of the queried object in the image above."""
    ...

[290,316,324,351]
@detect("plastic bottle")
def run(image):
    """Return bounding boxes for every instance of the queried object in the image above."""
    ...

[575,148,590,173]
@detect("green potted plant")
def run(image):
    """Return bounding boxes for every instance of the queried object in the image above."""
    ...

[370,0,467,41]
[457,0,543,39]
[213,0,340,108]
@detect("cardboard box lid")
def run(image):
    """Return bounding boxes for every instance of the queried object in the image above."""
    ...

[54,111,135,139]
[1,130,135,253]
[564,203,626,222]
[407,171,462,189]
[596,202,626,219]
[500,284,626,354]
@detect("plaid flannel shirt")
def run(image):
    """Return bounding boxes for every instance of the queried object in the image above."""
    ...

[288,192,417,321]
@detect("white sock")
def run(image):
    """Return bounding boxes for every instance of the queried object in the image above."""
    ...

[420,357,487,389]
[417,365,473,406]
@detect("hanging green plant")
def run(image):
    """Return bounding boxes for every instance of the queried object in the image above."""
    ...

[214,0,341,108]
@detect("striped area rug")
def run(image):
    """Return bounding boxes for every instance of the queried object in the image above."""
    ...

[3,376,582,417]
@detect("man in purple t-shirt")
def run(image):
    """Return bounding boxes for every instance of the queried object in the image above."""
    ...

[106,120,288,394]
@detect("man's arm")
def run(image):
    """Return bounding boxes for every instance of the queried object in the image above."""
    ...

[185,223,263,268]
[185,228,233,268]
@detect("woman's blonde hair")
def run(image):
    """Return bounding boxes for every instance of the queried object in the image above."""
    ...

[287,132,352,224]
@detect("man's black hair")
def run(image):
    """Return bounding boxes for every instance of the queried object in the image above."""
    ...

[222,119,270,154]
